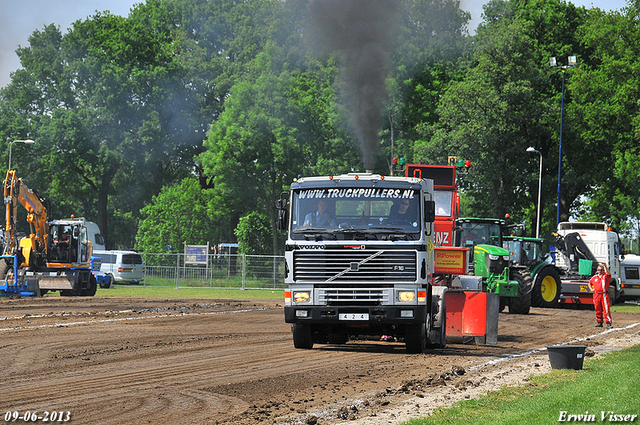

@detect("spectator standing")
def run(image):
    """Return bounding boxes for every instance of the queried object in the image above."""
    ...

[588,262,612,328]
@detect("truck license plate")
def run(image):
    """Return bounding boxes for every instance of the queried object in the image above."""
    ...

[339,313,369,321]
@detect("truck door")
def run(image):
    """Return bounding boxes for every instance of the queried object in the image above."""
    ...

[80,226,89,263]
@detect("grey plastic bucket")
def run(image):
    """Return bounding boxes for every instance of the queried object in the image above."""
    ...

[546,345,587,370]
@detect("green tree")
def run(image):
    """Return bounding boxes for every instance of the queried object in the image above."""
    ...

[570,1,640,240]
[1,3,184,247]
[136,177,220,253]
[234,211,272,255]
[2,0,296,249]
[419,18,547,221]
[413,0,592,239]
[201,48,307,255]
[381,0,472,170]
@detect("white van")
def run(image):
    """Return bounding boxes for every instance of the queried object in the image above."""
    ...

[93,250,145,284]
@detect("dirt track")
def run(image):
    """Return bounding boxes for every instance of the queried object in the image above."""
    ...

[0,296,639,425]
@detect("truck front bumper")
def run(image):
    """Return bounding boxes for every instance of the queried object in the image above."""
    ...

[284,305,427,325]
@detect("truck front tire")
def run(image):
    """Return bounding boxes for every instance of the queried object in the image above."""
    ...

[292,323,314,349]
[405,321,427,354]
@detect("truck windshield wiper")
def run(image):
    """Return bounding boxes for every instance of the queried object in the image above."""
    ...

[367,226,405,232]
[292,227,336,240]
[330,227,379,240]
[293,227,329,233]
[367,226,419,240]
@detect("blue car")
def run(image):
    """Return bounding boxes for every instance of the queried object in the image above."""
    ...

[91,256,112,289]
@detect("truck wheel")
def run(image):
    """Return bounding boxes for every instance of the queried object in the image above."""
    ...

[426,303,447,349]
[292,324,314,349]
[508,270,532,314]
[0,259,10,280]
[405,321,427,354]
[609,279,620,305]
[82,274,98,296]
[532,267,561,308]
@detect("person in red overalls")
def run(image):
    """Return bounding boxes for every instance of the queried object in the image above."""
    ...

[588,262,612,328]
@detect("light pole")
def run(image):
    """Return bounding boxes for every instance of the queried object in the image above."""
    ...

[550,56,576,226]
[8,139,35,170]
[527,147,543,239]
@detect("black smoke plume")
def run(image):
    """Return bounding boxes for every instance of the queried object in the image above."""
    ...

[306,0,401,171]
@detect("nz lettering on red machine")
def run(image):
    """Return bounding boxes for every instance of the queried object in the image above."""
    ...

[435,232,450,245]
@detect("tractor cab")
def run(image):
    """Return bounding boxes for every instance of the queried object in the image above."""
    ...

[503,236,546,268]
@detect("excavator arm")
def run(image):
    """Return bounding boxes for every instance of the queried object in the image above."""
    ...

[3,170,49,264]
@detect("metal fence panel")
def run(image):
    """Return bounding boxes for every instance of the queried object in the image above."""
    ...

[141,253,286,289]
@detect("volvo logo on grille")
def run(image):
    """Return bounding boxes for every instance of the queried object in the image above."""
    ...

[297,244,325,250]
[350,262,359,271]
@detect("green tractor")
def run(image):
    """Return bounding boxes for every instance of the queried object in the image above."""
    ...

[503,235,561,308]
[456,218,532,314]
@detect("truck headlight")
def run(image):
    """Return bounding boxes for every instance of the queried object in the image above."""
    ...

[398,291,415,302]
[293,291,310,303]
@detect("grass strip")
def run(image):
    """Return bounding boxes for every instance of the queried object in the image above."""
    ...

[53,285,285,300]
[405,344,640,425]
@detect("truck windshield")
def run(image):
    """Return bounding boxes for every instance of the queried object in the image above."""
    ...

[290,188,421,239]
[434,191,453,217]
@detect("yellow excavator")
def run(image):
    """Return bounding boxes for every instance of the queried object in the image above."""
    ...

[0,170,96,296]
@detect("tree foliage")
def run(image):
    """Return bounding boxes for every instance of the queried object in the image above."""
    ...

[570,1,640,242]
[136,177,219,253]
[1,0,639,253]
[234,211,272,255]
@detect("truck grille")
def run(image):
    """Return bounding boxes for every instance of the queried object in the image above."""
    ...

[319,288,390,306]
[293,250,416,283]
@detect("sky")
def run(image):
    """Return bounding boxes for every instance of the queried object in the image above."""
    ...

[0,0,631,88]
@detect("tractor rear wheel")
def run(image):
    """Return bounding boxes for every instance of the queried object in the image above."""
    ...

[532,266,561,308]
[508,270,532,314]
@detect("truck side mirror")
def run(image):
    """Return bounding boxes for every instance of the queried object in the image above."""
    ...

[424,200,436,223]
[453,226,462,247]
[276,192,289,231]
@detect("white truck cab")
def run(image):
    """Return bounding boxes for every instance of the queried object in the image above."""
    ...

[554,222,627,303]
